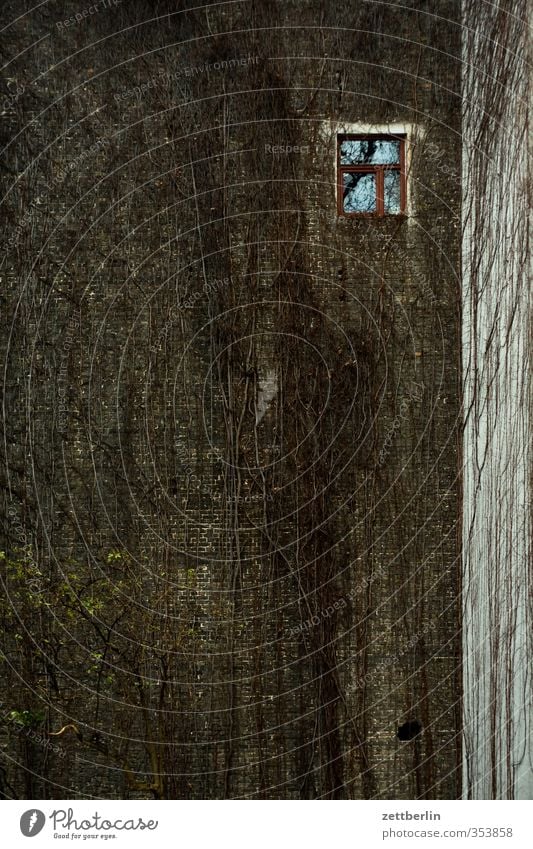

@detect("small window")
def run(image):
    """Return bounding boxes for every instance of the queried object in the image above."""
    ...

[338,135,406,217]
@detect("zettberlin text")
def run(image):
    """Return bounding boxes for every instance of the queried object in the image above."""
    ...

[382,811,441,821]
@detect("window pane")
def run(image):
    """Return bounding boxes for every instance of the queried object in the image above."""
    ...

[384,169,401,213]
[340,138,400,165]
[343,172,376,213]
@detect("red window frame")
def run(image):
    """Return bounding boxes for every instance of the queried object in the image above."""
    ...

[337,134,407,218]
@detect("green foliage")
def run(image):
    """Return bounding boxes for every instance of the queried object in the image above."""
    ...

[106,549,125,563]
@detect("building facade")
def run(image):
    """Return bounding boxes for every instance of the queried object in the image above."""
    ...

[1,0,525,801]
